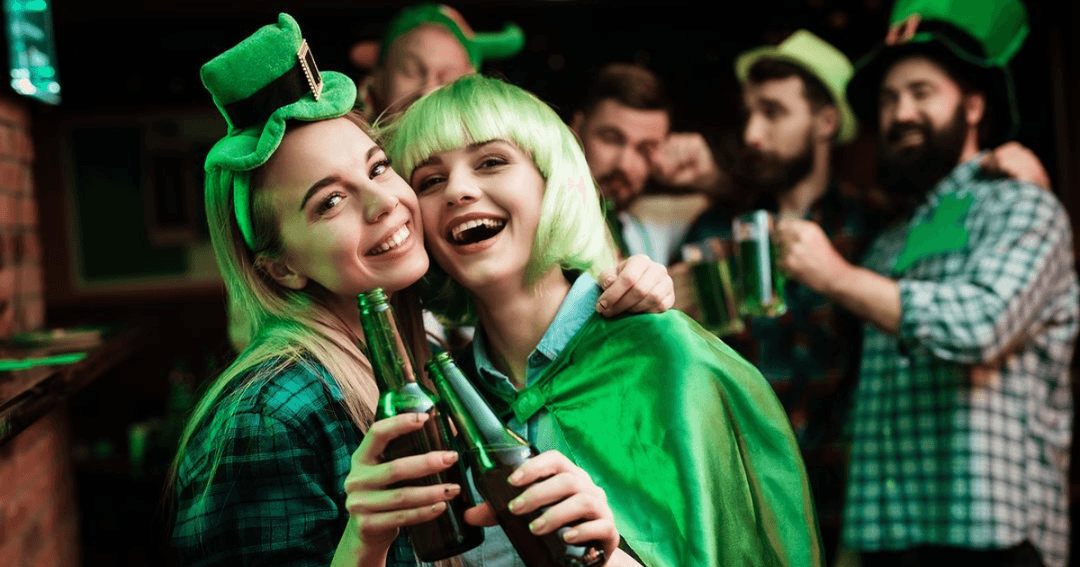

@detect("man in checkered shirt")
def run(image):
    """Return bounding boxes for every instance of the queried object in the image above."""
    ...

[772,0,1077,566]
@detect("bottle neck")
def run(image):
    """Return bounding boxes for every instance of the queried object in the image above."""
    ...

[358,301,417,391]
[428,355,526,458]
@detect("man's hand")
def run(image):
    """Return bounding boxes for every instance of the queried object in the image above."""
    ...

[776,219,903,333]
[967,323,1039,387]
[980,141,1052,190]
[649,132,723,193]
[775,218,854,295]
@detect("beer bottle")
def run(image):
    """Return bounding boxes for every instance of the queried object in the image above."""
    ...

[356,289,483,561]
[426,351,606,567]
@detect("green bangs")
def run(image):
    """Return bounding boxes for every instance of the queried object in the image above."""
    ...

[383,74,617,325]
[387,74,558,183]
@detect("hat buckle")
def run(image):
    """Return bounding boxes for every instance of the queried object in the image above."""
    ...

[885,13,922,46]
[297,40,323,101]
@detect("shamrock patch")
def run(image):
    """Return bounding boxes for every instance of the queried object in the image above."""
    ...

[894,193,973,273]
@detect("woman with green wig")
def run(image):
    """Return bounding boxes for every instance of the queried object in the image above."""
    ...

[170,14,675,567]
[382,73,826,567]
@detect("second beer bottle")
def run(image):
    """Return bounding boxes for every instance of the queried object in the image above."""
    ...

[356,289,483,561]
[426,351,606,567]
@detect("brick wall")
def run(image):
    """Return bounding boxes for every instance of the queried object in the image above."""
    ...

[0,408,79,566]
[0,94,79,566]
[0,94,40,334]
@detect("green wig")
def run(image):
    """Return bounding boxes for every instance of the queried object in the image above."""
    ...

[383,74,617,325]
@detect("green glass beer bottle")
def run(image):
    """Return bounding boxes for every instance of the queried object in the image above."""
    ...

[426,351,606,567]
[356,289,483,561]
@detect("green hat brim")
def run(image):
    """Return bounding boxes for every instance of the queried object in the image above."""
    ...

[204,70,357,173]
[468,23,526,64]
[204,69,356,251]
[736,46,858,144]
[377,4,524,69]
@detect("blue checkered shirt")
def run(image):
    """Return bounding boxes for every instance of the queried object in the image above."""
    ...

[842,154,1077,567]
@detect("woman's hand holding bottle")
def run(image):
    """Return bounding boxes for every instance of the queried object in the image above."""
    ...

[342,413,464,560]
[464,450,637,566]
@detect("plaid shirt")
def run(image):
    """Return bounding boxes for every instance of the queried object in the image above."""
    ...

[173,358,420,566]
[842,154,1077,567]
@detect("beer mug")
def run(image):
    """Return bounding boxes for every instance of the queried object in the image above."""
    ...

[680,238,744,336]
[732,210,787,317]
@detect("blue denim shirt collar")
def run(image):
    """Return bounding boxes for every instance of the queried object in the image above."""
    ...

[471,272,600,392]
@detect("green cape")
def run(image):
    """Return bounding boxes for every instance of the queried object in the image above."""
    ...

[474,310,824,567]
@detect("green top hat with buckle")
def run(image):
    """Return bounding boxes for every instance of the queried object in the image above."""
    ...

[201,13,357,250]
[377,3,524,69]
[735,29,858,144]
[847,0,1029,145]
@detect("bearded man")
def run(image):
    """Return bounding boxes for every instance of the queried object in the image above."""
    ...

[675,31,870,563]
[777,1,1077,565]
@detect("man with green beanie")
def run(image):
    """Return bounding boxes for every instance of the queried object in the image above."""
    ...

[672,29,875,563]
[776,1,1077,566]
[351,3,524,121]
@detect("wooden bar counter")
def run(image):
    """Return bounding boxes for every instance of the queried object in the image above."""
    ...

[0,327,143,447]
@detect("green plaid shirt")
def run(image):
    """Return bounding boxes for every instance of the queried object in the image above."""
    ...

[173,358,421,566]
[843,154,1077,567]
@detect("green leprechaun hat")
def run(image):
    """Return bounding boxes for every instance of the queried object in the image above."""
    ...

[375,3,524,69]
[735,29,859,144]
[847,0,1028,146]
[201,13,357,250]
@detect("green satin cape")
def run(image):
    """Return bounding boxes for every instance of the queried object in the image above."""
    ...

[476,310,823,567]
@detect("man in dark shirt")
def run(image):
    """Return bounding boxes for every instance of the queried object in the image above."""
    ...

[674,30,870,563]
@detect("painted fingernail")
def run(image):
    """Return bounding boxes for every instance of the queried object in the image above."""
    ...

[529,517,546,533]
[444,484,461,496]
[562,529,579,542]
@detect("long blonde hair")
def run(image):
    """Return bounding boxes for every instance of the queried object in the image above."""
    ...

[169,112,431,522]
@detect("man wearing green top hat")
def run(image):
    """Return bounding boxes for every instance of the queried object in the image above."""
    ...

[349,3,524,122]
[775,1,1077,566]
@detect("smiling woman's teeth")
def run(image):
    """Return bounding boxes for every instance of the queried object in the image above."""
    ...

[451,218,505,242]
[370,225,409,255]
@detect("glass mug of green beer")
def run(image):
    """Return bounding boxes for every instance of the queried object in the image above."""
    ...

[680,238,744,336]
[732,210,787,317]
